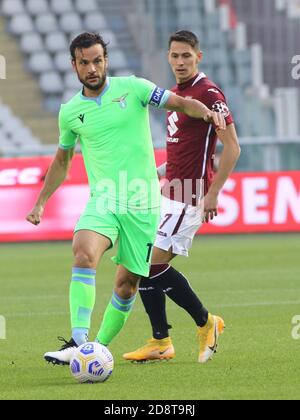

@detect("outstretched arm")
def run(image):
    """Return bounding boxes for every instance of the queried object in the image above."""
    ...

[164,93,226,130]
[26,147,75,226]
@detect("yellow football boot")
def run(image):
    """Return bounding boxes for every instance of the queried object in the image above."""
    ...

[123,337,175,362]
[198,314,225,363]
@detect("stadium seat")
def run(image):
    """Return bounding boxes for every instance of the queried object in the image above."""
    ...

[11,126,31,140]
[1,116,23,135]
[75,0,99,14]
[28,52,54,73]
[39,71,64,94]
[101,30,118,48]
[50,0,73,15]
[64,72,81,90]
[1,0,25,16]
[83,12,108,31]
[0,137,12,149]
[109,50,127,70]
[0,103,13,121]
[26,0,50,16]
[62,89,79,103]
[20,32,44,54]
[0,102,41,153]
[35,13,59,34]
[54,51,72,72]
[59,13,83,33]
[9,14,34,35]
[0,0,144,123]
[45,32,69,53]
[107,15,127,31]
[44,95,61,113]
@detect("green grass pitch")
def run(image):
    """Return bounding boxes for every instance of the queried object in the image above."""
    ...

[0,234,299,400]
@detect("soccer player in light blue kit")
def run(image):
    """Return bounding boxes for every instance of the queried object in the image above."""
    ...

[26,33,225,365]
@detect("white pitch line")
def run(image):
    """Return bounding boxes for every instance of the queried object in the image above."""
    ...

[0,295,66,301]
[213,301,300,309]
[1,288,299,302]
[3,300,300,319]
[4,311,69,319]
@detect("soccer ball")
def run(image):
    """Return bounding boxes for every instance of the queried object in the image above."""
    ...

[70,342,114,384]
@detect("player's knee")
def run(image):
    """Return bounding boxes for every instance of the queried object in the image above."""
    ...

[73,249,97,269]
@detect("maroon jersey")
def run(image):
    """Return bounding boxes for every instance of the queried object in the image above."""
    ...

[162,72,234,206]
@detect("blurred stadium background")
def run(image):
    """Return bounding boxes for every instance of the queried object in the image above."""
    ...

[0,0,299,240]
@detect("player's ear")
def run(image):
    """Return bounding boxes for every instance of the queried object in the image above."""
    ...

[197,51,203,64]
[71,59,77,73]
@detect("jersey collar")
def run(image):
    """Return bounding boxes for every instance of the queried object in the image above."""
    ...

[80,77,110,105]
[177,72,206,91]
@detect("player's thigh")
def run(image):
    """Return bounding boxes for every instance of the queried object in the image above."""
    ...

[171,205,202,256]
[114,210,160,278]
[154,196,187,256]
[151,246,176,264]
[155,197,202,257]
[73,230,111,268]
[73,197,120,267]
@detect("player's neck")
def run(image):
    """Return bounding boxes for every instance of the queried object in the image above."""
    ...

[83,79,108,98]
[176,71,199,85]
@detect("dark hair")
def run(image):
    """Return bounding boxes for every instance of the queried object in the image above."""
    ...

[70,32,108,60]
[169,30,200,50]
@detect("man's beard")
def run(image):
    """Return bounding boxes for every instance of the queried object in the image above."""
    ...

[79,72,107,92]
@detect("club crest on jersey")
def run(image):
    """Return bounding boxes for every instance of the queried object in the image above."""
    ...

[112,93,129,109]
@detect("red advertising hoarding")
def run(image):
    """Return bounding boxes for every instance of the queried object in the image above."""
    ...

[0,153,300,242]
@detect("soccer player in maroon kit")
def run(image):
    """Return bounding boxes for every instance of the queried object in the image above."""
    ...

[123,31,241,363]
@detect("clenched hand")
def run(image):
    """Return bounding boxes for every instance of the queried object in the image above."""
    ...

[202,192,218,224]
[203,111,226,131]
[26,205,44,226]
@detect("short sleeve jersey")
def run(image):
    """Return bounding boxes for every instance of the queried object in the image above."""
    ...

[163,73,234,205]
[59,76,170,210]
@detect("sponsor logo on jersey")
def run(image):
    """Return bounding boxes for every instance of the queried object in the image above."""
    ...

[168,112,179,137]
[112,93,129,109]
[149,87,166,108]
[78,114,85,123]
[212,100,230,118]
[157,231,168,237]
